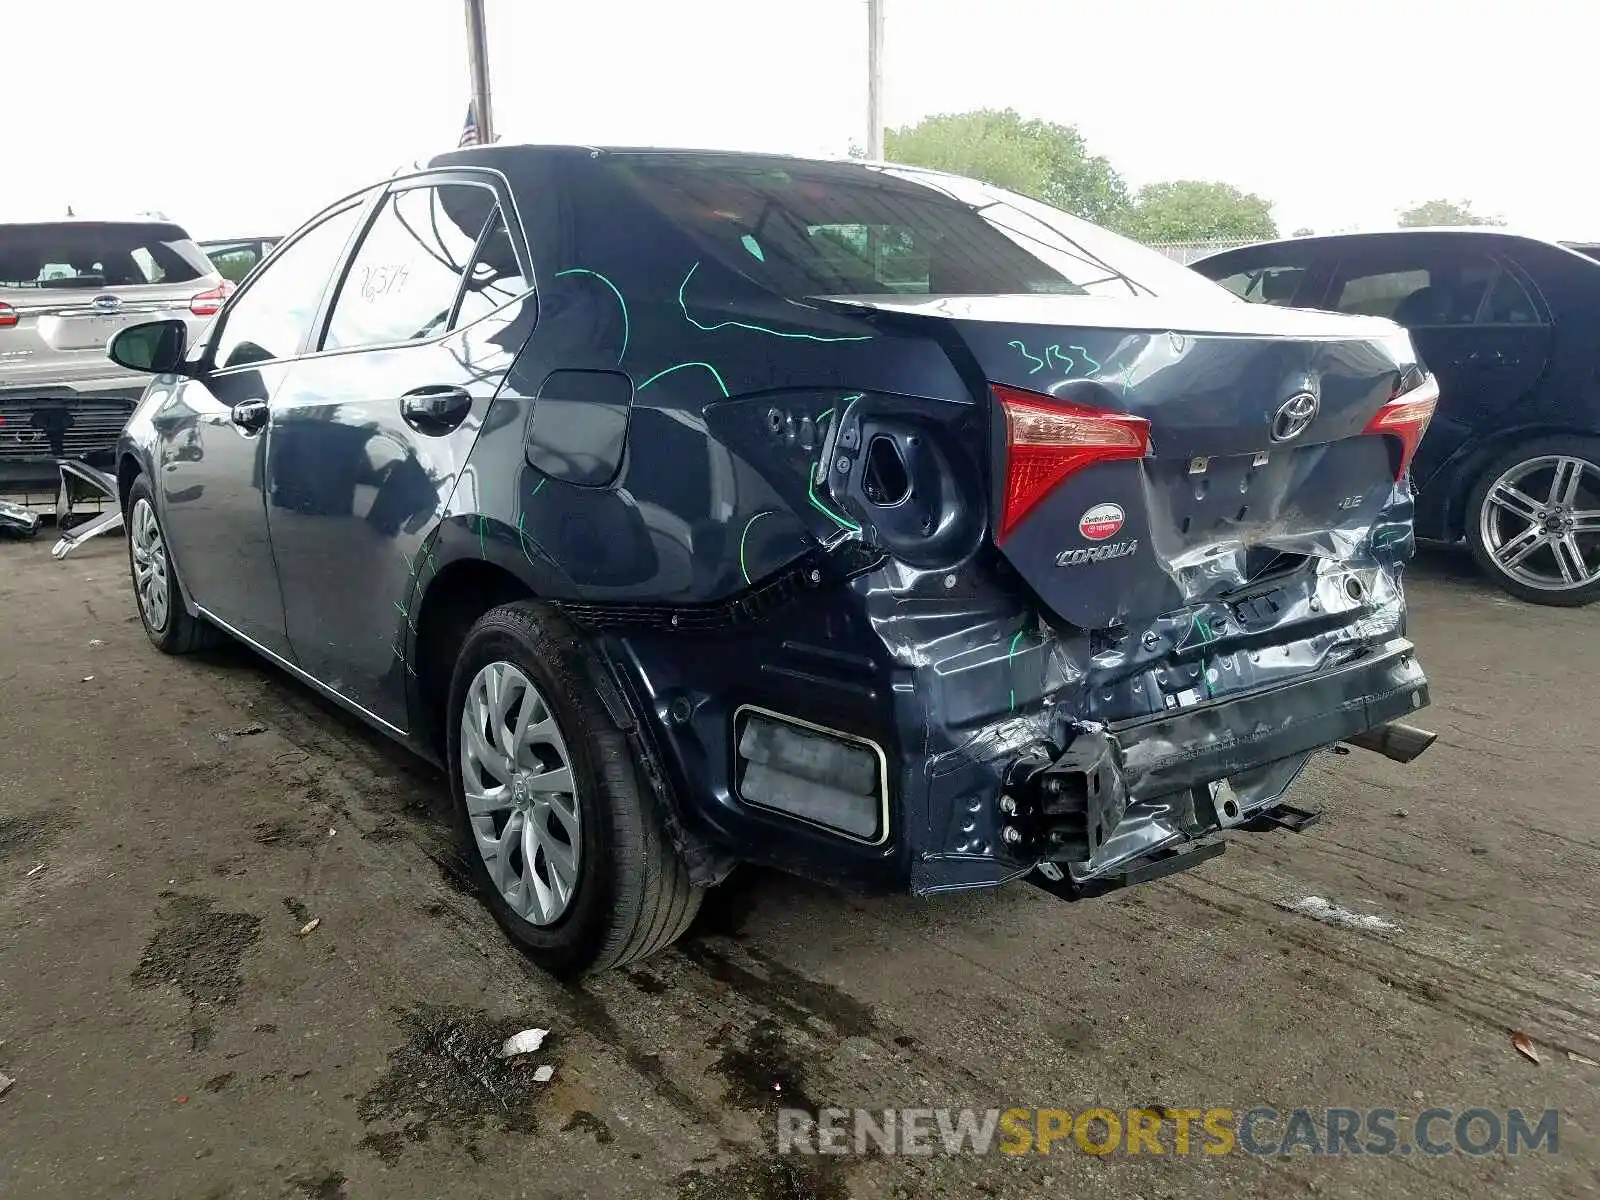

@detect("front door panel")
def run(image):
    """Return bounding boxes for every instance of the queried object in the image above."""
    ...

[154,363,292,655]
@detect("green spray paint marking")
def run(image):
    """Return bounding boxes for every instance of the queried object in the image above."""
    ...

[808,472,859,533]
[740,234,765,261]
[678,262,871,342]
[515,504,544,570]
[1046,344,1075,374]
[554,268,629,364]
[637,360,730,397]
[393,599,416,635]
[738,510,774,585]
[1070,345,1102,373]
[1009,340,1046,375]
[1007,627,1028,713]
[477,515,487,559]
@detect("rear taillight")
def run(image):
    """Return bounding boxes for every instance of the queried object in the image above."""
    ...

[0,302,16,328]
[1363,374,1439,480]
[994,383,1151,542]
[189,280,235,317]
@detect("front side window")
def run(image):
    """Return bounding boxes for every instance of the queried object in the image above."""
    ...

[323,183,495,351]
[1331,249,1515,326]
[210,203,365,370]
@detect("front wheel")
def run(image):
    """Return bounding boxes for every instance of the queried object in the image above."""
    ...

[125,474,220,652]
[446,600,701,977]
[1466,436,1600,606]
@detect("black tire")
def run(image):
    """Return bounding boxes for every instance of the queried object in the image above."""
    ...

[125,474,222,653]
[445,600,701,977]
[1465,434,1600,608]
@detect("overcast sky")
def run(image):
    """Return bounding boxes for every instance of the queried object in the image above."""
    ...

[8,0,1596,243]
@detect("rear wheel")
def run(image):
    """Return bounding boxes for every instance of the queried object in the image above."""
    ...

[1466,436,1600,606]
[126,475,219,653]
[446,601,701,976]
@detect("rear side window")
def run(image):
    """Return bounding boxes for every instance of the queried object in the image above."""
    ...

[0,222,213,289]
[1329,249,1535,326]
[602,156,1228,301]
[323,183,495,350]
[453,209,530,327]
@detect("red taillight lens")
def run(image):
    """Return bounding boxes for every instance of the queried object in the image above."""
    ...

[1363,374,1439,480]
[189,280,235,317]
[994,383,1150,542]
[0,302,17,328]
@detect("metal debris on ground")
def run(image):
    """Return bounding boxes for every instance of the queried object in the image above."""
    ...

[0,1072,13,1098]
[1284,895,1401,933]
[1567,1051,1598,1067]
[25,863,45,878]
[297,918,321,938]
[532,1065,554,1083]
[498,1029,548,1058]
[1512,1031,1542,1064]
[81,676,94,683]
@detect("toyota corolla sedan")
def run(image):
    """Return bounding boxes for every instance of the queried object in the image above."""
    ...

[108,146,1436,975]
[1195,229,1600,606]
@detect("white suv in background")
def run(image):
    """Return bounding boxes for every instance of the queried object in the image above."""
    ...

[0,216,231,494]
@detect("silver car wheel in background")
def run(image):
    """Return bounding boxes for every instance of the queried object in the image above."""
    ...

[1479,454,1600,592]
[460,660,582,926]
[130,497,170,632]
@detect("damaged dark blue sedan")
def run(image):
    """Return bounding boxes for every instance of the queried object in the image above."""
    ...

[108,146,1437,975]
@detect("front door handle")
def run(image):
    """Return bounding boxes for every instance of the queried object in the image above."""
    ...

[231,398,269,433]
[400,385,472,435]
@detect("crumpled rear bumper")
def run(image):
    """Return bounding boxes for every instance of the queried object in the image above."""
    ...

[1002,637,1428,885]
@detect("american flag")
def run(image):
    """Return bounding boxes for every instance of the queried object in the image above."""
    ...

[459,99,479,147]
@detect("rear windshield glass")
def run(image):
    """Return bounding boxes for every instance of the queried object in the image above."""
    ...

[604,155,1229,302]
[0,222,213,289]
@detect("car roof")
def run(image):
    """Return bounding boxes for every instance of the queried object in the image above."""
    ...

[1194,226,1588,266]
[0,213,194,231]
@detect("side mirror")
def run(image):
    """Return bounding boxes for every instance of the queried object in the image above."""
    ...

[108,319,190,376]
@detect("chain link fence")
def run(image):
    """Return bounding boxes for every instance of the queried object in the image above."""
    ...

[1144,238,1262,265]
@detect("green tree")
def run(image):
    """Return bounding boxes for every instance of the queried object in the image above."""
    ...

[1116,181,1278,244]
[1397,198,1504,227]
[883,108,1129,225]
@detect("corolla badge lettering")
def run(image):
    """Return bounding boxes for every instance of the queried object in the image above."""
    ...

[1056,540,1139,567]
[1078,502,1125,541]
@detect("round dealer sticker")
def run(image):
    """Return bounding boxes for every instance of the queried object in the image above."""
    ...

[1078,503,1125,541]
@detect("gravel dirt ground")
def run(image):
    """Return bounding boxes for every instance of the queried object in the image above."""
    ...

[1,533,1597,1200]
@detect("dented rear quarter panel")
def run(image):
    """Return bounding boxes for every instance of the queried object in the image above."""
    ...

[399,148,1433,894]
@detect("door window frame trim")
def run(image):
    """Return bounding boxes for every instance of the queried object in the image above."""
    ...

[200,187,383,378]
[307,166,536,360]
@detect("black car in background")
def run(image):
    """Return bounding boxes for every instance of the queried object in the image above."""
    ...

[1194,229,1600,606]
[106,146,1436,974]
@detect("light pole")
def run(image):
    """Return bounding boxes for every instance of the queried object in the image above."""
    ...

[866,0,885,159]
[464,0,495,144]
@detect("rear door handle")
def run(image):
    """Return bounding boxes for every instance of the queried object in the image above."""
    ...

[400,385,472,434]
[230,399,269,433]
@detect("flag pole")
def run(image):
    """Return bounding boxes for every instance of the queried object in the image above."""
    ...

[463,0,495,144]
[866,0,885,159]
